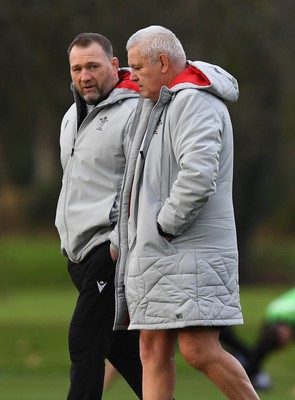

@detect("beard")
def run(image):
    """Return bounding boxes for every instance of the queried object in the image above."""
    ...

[82,86,107,105]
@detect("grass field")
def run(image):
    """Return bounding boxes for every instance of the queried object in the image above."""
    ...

[0,235,294,399]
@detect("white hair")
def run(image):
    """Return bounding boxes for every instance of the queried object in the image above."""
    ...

[126,25,186,69]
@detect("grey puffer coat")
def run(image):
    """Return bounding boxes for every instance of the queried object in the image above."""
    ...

[113,61,243,330]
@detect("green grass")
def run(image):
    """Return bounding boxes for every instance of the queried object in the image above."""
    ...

[0,235,67,290]
[0,235,295,399]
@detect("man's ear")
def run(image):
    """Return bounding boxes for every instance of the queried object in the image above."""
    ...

[112,57,119,72]
[159,53,169,73]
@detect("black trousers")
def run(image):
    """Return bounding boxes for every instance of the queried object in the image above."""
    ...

[67,241,142,400]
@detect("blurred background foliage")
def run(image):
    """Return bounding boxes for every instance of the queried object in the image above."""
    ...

[0,0,294,282]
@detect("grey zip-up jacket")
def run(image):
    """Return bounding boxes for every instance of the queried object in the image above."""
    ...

[113,61,243,330]
[55,70,139,263]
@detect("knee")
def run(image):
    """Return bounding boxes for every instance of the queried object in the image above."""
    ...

[139,337,154,363]
[140,330,176,366]
[140,332,162,363]
[179,336,220,374]
[178,327,222,373]
[180,346,208,372]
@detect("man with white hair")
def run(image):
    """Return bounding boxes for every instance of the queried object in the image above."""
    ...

[112,26,260,400]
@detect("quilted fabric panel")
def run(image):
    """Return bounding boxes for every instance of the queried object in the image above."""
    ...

[126,250,243,329]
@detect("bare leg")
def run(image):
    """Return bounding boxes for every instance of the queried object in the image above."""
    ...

[140,329,177,400]
[178,327,260,400]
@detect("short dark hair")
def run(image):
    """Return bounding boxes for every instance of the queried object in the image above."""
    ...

[67,32,113,59]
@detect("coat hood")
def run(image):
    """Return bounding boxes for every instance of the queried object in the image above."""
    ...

[170,61,239,103]
[117,68,140,92]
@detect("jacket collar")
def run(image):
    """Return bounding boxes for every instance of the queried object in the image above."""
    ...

[169,64,211,89]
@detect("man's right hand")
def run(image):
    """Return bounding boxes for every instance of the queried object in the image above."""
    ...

[110,246,118,262]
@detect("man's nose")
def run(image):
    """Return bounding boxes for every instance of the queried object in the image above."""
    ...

[81,68,91,81]
[130,70,138,82]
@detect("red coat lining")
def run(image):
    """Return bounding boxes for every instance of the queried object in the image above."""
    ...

[169,64,211,88]
[117,70,140,92]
